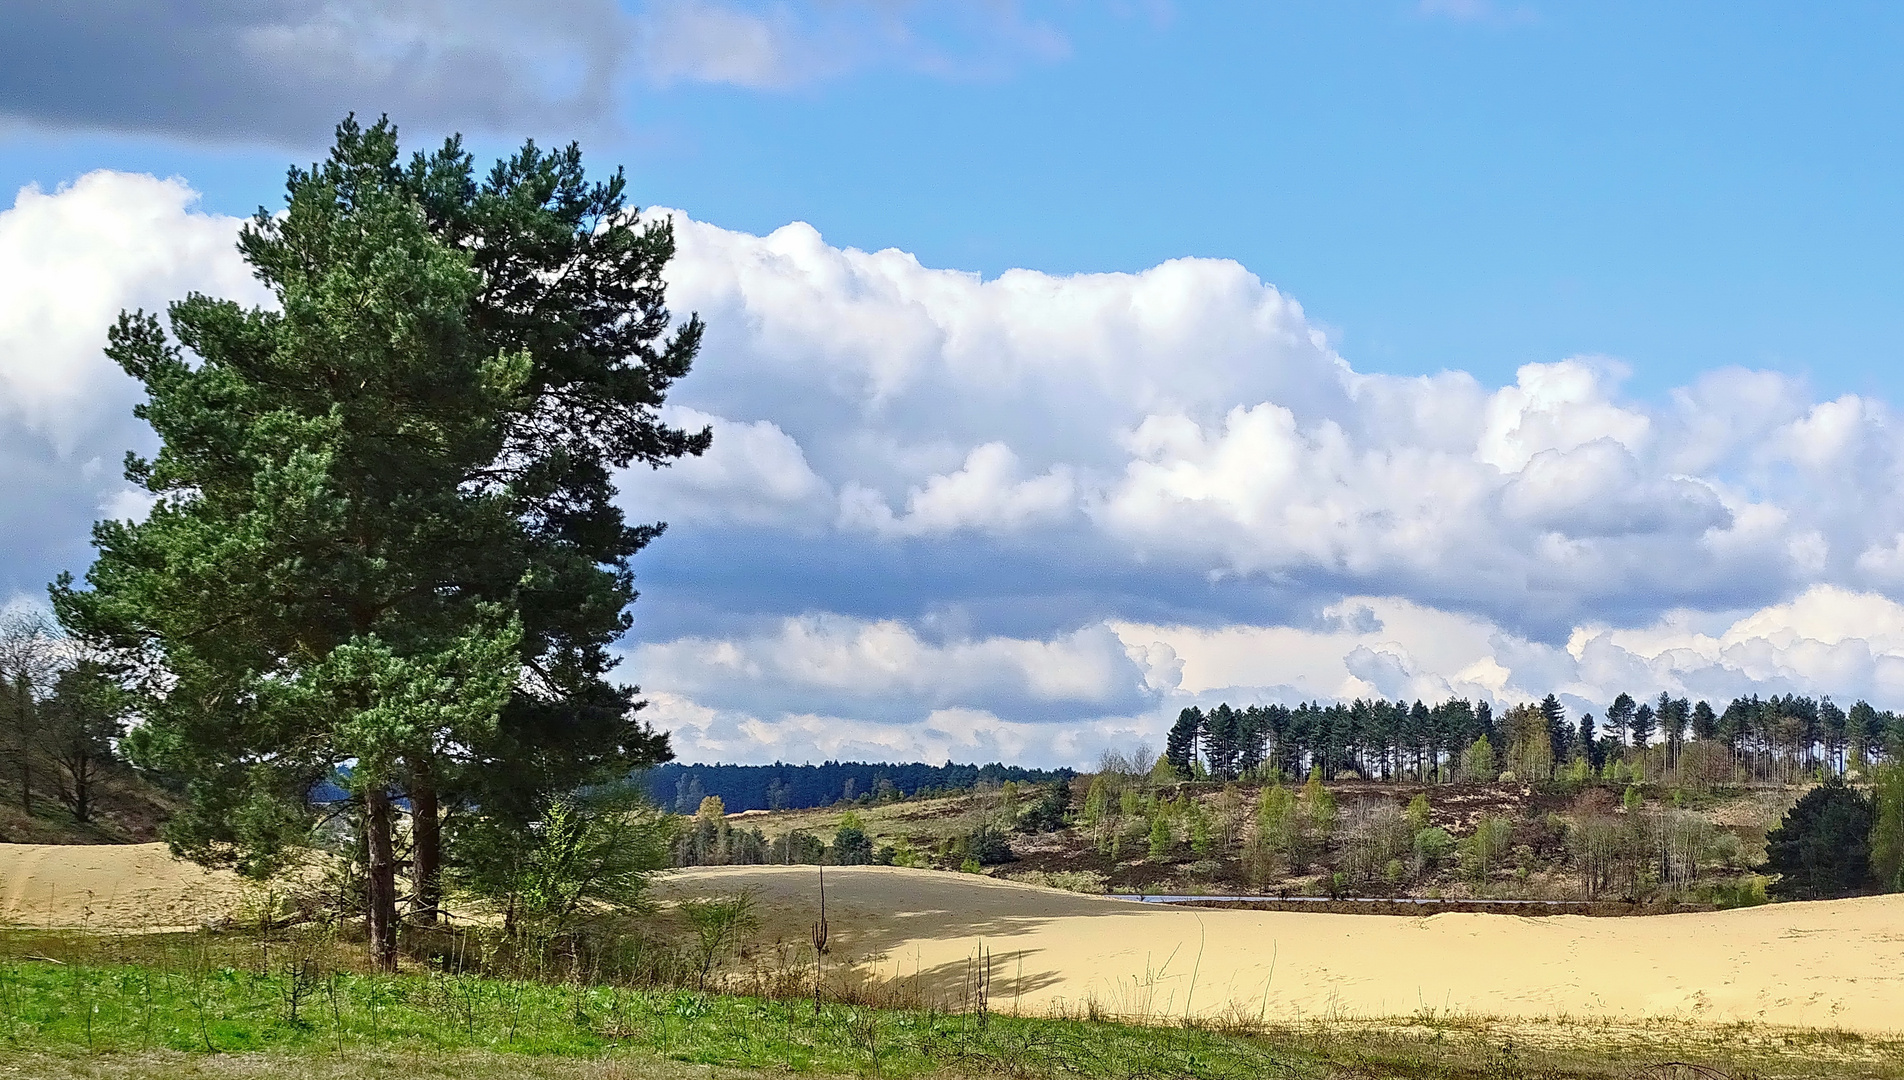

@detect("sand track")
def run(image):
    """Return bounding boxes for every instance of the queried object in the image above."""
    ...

[8,846,1901,1034]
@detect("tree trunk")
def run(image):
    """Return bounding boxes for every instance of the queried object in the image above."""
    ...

[411,763,441,926]
[365,787,399,972]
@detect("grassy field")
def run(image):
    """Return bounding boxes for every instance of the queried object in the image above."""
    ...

[3,929,1902,1079]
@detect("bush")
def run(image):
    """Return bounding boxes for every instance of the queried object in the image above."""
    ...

[1765,777,1875,899]
[1412,826,1454,870]
[1016,782,1070,833]
[951,824,1016,866]
[1703,875,1769,909]
[831,815,874,865]
[1459,815,1514,884]
[450,785,673,934]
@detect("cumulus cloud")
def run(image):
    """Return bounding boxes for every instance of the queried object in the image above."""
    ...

[653,213,1904,632]
[0,172,266,448]
[1,1,1069,144]
[629,615,1156,724]
[19,171,1904,766]
[0,172,269,595]
[643,585,1904,767]
[841,442,1075,537]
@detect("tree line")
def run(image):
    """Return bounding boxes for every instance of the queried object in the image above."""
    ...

[1165,691,1904,785]
[642,761,1075,813]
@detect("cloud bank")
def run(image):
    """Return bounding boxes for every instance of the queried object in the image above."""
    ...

[8,171,1904,766]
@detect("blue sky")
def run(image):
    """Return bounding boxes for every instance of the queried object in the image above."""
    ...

[10,3,1904,397]
[8,2,1904,765]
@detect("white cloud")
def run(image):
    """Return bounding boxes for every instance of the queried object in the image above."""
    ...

[1475,359,1650,472]
[0,171,264,450]
[618,405,829,526]
[841,442,1075,537]
[631,614,1151,718]
[17,172,1904,766]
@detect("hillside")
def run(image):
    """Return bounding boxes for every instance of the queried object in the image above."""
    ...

[679,772,1800,906]
[0,769,174,846]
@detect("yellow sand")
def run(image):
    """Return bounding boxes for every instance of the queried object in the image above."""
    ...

[0,843,249,932]
[9,846,1900,1034]
[660,865,1904,1035]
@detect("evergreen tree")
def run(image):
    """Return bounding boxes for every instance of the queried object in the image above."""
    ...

[1690,699,1718,741]
[1658,694,1691,773]
[1765,777,1874,899]
[1236,705,1271,778]
[1539,694,1568,776]
[1576,712,1600,770]
[1606,692,1636,748]
[1475,700,1496,749]
[1202,704,1241,780]
[1819,698,1848,775]
[1164,707,1202,779]
[1630,702,1656,750]
[53,118,701,967]
[1849,701,1882,768]
[36,661,125,824]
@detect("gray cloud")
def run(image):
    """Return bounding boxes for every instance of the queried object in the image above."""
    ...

[0,1,1068,146]
[0,0,629,145]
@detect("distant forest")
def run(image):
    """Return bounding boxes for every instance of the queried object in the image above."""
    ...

[639,761,1076,812]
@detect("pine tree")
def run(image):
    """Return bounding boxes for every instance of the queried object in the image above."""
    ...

[1164,707,1202,779]
[1630,703,1656,750]
[1202,704,1241,780]
[54,118,701,968]
[1606,693,1636,748]
[1690,700,1718,742]
[1539,695,1567,778]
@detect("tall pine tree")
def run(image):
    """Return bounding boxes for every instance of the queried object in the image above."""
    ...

[55,118,705,968]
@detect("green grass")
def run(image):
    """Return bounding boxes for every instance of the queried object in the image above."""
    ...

[4,931,1903,1079]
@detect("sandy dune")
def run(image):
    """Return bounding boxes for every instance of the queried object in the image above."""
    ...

[0,843,249,932]
[660,865,1904,1035]
[9,845,1901,1035]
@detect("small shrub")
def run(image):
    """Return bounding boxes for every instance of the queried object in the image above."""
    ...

[1412,826,1454,870]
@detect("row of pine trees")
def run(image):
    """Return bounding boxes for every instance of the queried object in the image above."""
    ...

[1164,692,1904,785]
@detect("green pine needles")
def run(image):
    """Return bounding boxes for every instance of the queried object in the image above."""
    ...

[51,116,709,968]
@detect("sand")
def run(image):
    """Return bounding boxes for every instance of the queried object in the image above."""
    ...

[8,845,1901,1035]
[659,865,1904,1035]
[0,843,250,932]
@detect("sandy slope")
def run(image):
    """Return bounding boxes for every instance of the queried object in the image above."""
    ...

[659,865,1904,1034]
[0,843,249,931]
